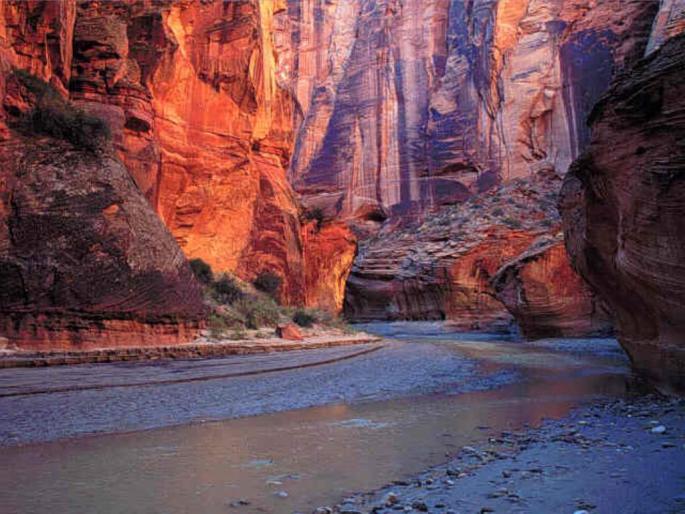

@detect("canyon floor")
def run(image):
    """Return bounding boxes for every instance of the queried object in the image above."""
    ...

[0,323,683,514]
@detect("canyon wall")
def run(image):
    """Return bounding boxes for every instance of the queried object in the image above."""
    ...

[559,32,685,390]
[338,0,661,331]
[345,171,563,330]
[1,0,356,321]
[0,0,357,351]
[0,137,205,350]
[67,0,308,303]
[492,235,611,338]
[281,0,658,223]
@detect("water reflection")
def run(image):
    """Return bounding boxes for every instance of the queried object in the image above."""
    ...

[0,338,631,514]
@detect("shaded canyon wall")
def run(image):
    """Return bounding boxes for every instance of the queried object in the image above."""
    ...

[281,0,659,224]
[559,30,685,390]
[337,0,658,331]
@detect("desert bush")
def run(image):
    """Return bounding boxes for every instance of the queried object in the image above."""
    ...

[189,258,214,285]
[229,328,248,341]
[234,296,281,329]
[253,271,282,297]
[292,309,316,328]
[208,313,229,340]
[12,70,110,152]
[212,274,244,305]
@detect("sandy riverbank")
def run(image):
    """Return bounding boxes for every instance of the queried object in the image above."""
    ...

[324,394,685,514]
[0,329,381,368]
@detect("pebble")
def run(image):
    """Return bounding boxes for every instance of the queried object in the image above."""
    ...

[274,491,289,499]
[228,499,250,508]
[383,492,399,506]
[651,425,667,434]
[411,500,429,512]
[573,511,589,514]
[313,508,332,514]
[339,508,362,514]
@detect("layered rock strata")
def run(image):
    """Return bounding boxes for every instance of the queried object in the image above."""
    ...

[302,221,357,313]
[559,33,685,390]
[0,139,205,350]
[0,0,358,316]
[67,0,308,303]
[344,171,564,331]
[492,235,612,338]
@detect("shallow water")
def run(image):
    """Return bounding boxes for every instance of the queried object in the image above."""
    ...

[0,331,633,514]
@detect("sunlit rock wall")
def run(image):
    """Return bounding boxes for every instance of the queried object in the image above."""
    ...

[0,0,358,314]
[66,0,309,304]
[282,0,658,223]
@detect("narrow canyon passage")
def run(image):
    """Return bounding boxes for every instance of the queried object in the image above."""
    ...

[0,325,635,513]
[0,1,684,513]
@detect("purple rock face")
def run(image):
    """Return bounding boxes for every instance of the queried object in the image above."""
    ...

[280,0,658,223]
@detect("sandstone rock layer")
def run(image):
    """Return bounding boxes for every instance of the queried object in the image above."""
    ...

[344,172,563,331]
[560,34,685,390]
[302,221,357,313]
[0,140,205,350]
[492,236,612,339]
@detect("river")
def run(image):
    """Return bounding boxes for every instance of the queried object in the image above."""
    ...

[0,323,634,513]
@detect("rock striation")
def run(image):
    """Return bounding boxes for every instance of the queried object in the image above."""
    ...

[282,0,658,223]
[0,139,205,350]
[67,0,308,303]
[559,33,685,390]
[0,0,358,319]
[492,235,611,338]
[344,171,564,331]
[302,221,357,313]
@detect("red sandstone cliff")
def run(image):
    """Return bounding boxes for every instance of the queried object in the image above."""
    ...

[492,235,611,339]
[0,0,356,351]
[1,0,681,355]
[339,0,662,335]
[559,33,685,390]
[66,0,308,303]
[1,0,356,317]
[344,171,564,330]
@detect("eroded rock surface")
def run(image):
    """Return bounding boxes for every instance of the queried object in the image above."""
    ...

[282,0,658,223]
[559,34,685,389]
[68,0,308,303]
[302,221,357,313]
[344,172,564,330]
[0,0,358,315]
[492,235,612,339]
[0,139,205,350]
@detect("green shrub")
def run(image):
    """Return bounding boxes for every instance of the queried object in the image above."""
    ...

[212,274,244,305]
[293,309,316,328]
[253,271,282,297]
[12,70,110,152]
[229,328,247,341]
[208,313,228,340]
[234,296,281,329]
[189,258,214,285]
